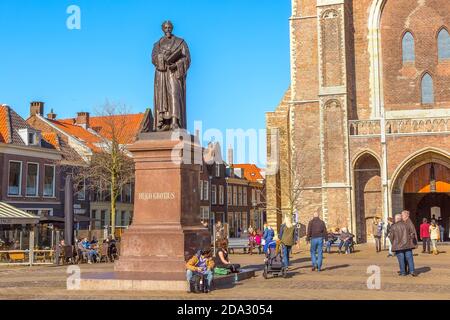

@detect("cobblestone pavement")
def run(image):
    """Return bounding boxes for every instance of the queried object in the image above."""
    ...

[0,244,449,300]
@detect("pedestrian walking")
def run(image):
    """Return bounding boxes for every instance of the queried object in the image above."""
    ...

[430,220,440,255]
[389,214,418,277]
[420,218,431,254]
[402,210,418,275]
[262,223,275,252]
[306,210,327,272]
[279,216,297,270]
[372,217,383,253]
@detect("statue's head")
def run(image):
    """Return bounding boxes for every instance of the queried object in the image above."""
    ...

[162,20,174,38]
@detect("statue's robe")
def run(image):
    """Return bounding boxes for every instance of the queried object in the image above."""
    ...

[152,35,190,131]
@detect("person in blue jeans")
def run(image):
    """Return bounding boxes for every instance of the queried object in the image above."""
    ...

[389,213,417,277]
[306,210,327,272]
[186,249,215,293]
[279,218,297,269]
[338,228,354,254]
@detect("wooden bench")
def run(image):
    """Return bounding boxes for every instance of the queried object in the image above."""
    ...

[324,237,355,253]
[228,238,249,254]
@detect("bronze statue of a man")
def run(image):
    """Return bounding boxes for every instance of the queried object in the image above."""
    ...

[152,21,191,131]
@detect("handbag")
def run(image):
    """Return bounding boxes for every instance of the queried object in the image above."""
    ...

[214,267,230,276]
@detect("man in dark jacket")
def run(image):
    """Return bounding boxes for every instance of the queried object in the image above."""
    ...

[306,211,328,272]
[389,214,417,277]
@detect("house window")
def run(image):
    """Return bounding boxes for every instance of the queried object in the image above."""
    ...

[200,207,210,221]
[243,187,248,206]
[233,186,238,206]
[124,184,132,203]
[101,210,107,228]
[211,185,217,205]
[238,187,242,206]
[91,210,98,229]
[121,211,127,227]
[402,32,415,63]
[227,185,232,205]
[215,164,220,177]
[422,73,434,104]
[26,163,39,197]
[43,165,55,197]
[76,179,86,200]
[8,161,22,196]
[200,180,204,201]
[438,28,450,60]
[219,185,224,205]
[203,181,209,201]
[252,189,256,205]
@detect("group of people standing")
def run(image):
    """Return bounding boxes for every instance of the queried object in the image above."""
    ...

[420,218,443,255]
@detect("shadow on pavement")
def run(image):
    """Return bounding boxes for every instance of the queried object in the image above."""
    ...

[415,266,431,275]
[322,264,350,271]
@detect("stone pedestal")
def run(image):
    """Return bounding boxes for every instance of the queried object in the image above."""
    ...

[114,132,210,279]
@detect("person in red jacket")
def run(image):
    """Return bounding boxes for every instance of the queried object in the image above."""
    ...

[420,218,431,254]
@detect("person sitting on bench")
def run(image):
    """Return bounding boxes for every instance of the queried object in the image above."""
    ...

[186,249,215,293]
[325,228,340,253]
[338,228,354,254]
[215,240,241,273]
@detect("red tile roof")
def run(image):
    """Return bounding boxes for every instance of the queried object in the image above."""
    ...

[0,106,9,143]
[49,113,145,152]
[89,113,145,145]
[232,164,264,183]
[42,132,60,150]
[48,119,102,151]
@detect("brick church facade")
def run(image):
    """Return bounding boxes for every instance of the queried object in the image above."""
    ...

[266,0,450,242]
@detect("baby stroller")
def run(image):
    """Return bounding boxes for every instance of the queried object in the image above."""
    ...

[262,240,287,279]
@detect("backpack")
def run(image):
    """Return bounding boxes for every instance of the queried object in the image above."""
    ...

[189,273,208,293]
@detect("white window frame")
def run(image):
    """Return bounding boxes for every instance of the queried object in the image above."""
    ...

[215,164,220,177]
[43,164,56,198]
[219,185,224,205]
[8,160,23,197]
[26,162,39,197]
[200,180,204,201]
[203,180,209,201]
[211,185,217,205]
[227,185,232,205]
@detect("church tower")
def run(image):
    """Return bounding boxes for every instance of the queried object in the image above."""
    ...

[267,0,355,232]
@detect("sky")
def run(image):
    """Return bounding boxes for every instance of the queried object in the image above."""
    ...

[0,0,291,167]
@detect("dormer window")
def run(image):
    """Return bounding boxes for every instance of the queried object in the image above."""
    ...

[18,128,41,146]
[28,132,35,145]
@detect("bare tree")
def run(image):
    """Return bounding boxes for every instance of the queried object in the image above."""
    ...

[71,102,135,238]
[266,150,302,227]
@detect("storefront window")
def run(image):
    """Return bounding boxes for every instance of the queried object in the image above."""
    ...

[26,163,39,196]
[43,165,55,197]
[8,161,22,196]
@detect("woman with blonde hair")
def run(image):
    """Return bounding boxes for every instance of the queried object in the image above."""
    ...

[429,220,440,255]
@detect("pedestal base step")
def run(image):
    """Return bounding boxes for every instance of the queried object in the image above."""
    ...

[78,269,256,292]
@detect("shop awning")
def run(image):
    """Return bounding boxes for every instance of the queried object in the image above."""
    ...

[0,202,40,225]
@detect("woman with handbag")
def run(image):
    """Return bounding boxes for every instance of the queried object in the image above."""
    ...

[214,240,241,274]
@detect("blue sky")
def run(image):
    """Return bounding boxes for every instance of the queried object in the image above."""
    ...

[0,0,291,166]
